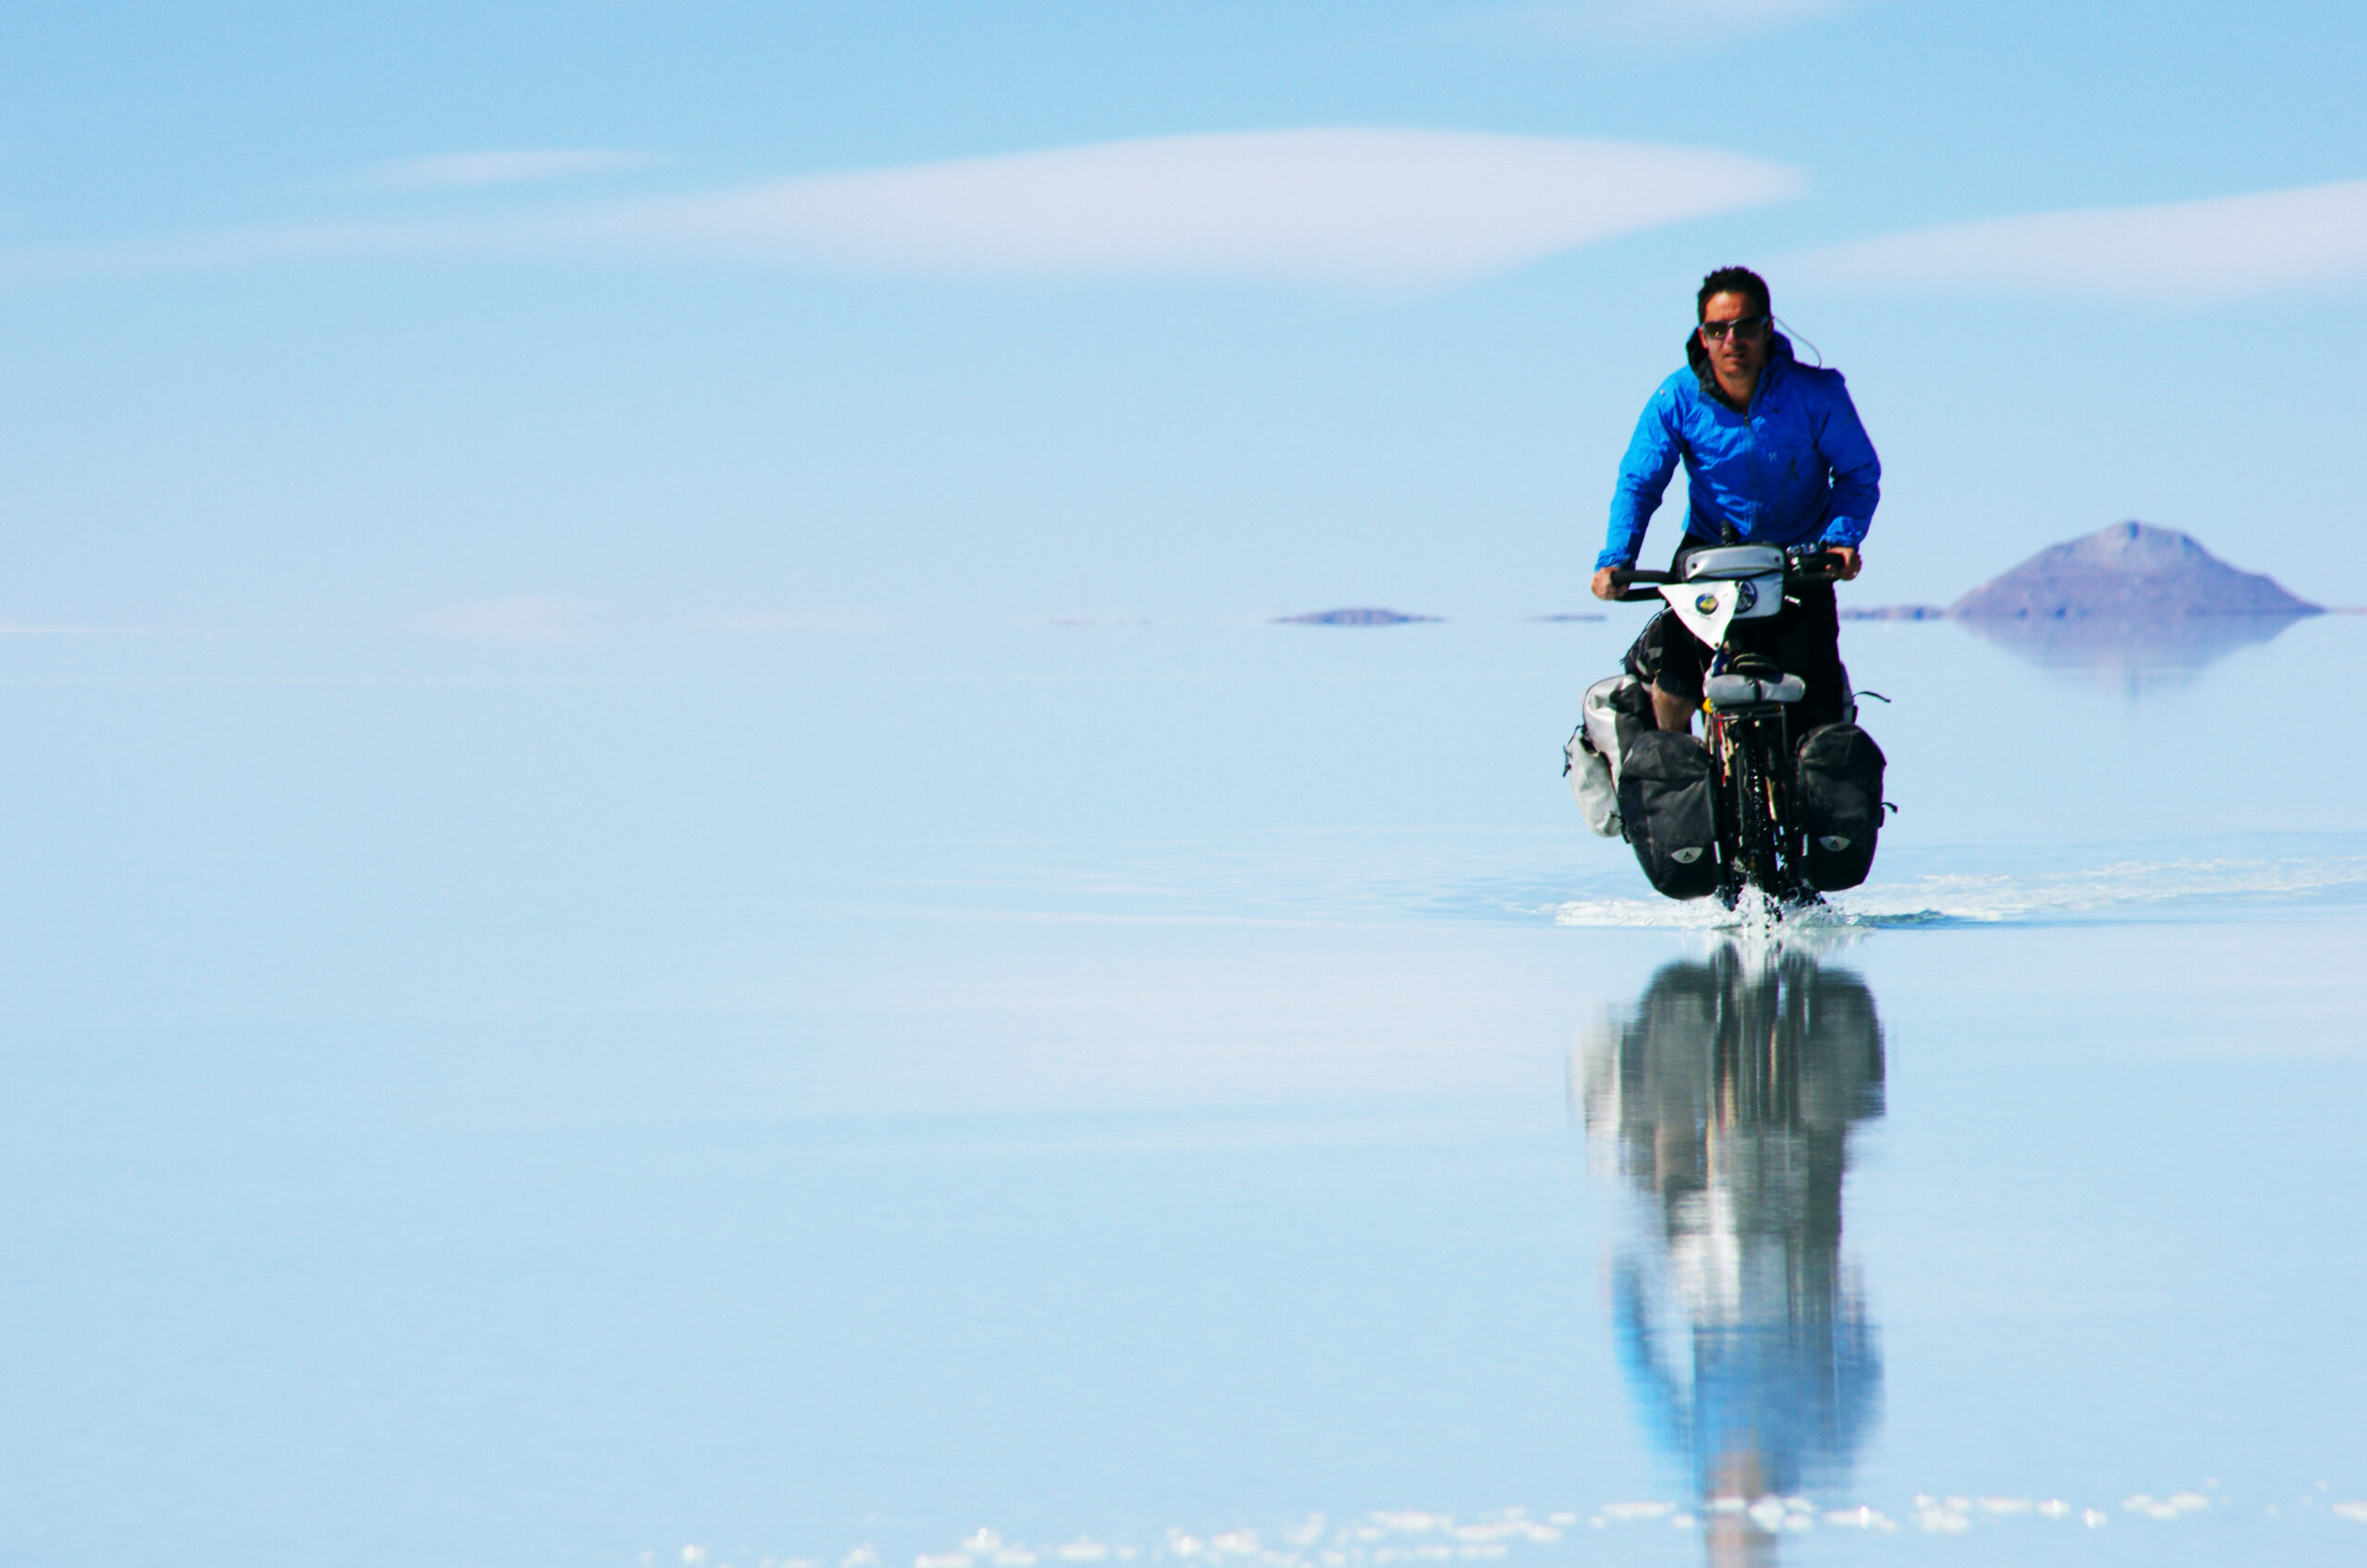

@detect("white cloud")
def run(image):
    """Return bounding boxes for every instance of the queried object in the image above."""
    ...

[544,129,1803,292]
[364,149,662,190]
[10,129,1802,294]
[1784,179,2367,303]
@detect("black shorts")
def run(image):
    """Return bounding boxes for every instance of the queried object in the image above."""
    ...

[1624,539,1848,732]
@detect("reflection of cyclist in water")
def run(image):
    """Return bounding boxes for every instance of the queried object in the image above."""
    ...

[1588,267,1882,738]
[1579,949,1885,1562]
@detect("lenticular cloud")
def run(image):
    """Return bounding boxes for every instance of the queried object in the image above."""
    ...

[1784,179,2367,304]
[557,129,1803,292]
[11,129,1801,294]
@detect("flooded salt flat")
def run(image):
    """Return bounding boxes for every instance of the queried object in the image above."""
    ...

[0,611,2361,1566]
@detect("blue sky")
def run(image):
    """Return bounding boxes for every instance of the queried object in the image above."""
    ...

[4,0,2363,626]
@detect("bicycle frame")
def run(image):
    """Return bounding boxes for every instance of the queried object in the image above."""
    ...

[1610,549,1845,910]
[1704,694,1805,907]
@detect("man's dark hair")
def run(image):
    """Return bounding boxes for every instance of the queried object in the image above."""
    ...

[1697,265,1771,322]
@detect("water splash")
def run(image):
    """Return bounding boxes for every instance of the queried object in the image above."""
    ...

[1552,854,2367,931]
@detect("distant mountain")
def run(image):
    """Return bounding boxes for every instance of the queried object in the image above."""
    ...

[1839,604,1947,620]
[1269,607,1441,625]
[1939,522,2323,691]
[1949,521,2320,619]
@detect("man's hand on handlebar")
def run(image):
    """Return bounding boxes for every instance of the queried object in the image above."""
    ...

[1828,546,1861,581]
[1590,567,1619,601]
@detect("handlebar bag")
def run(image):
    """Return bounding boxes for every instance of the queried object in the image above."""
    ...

[1796,722,1887,891]
[1679,544,1785,581]
[1617,730,1722,900]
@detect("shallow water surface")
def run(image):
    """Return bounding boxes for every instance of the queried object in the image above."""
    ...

[0,613,2361,1565]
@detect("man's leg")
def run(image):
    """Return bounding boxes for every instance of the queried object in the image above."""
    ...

[1628,541,1711,734]
[1651,683,1696,734]
[1649,539,1711,734]
[1648,618,1707,734]
[1624,606,1703,735]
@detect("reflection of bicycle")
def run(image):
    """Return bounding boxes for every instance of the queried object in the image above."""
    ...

[1578,949,1886,1519]
[1567,545,1887,910]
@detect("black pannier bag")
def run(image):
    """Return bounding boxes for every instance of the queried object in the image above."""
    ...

[1795,723,1886,891]
[1617,730,1721,900]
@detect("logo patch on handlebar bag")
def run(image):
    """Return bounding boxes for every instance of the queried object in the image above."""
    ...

[1693,592,1720,615]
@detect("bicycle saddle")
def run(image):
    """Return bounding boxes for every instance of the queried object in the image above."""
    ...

[1706,652,1804,706]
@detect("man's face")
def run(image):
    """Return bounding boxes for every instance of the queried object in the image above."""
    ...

[1698,290,1770,386]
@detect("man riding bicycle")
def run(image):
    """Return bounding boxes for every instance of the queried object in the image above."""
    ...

[1589,266,1881,736]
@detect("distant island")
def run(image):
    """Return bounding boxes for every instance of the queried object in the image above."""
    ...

[1839,521,2324,687]
[1840,521,2320,622]
[1951,521,2320,620]
[1269,607,1441,626]
[1839,604,1947,620]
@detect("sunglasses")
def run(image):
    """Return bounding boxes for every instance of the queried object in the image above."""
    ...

[1699,315,1770,342]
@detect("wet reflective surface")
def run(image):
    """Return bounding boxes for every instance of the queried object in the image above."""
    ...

[1582,953,1884,1555]
[1952,609,2316,692]
[0,614,2362,1565]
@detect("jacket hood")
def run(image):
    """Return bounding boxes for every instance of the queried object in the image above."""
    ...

[1686,329,1796,407]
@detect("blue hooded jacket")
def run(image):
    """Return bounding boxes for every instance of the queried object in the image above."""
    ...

[1596,332,1881,572]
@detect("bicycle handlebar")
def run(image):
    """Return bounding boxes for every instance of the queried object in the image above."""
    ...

[1604,569,1672,603]
[1606,550,1850,602]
